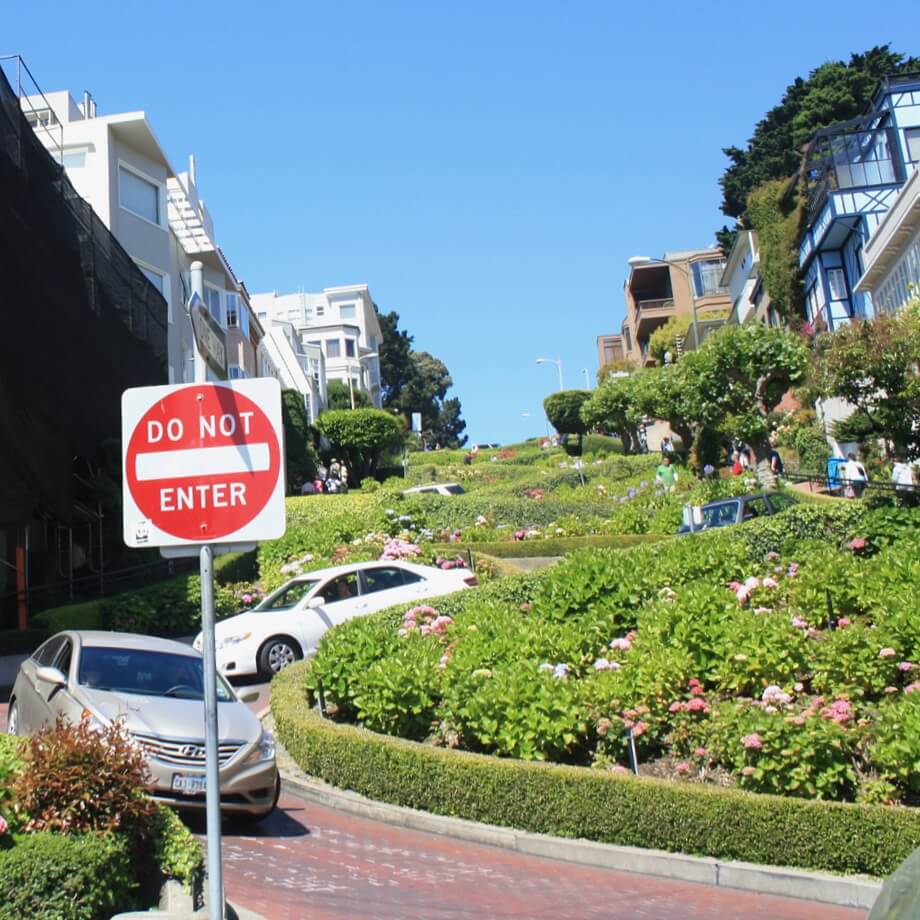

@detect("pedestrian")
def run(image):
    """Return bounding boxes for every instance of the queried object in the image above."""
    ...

[731,451,744,476]
[844,451,868,499]
[655,455,678,493]
[300,480,316,495]
[892,455,915,498]
[768,445,784,478]
[661,436,674,457]
[339,461,349,488]
[329,458,341,480]
[463,452,473,466]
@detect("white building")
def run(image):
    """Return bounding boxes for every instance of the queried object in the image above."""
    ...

[251,285,384,407]
[259,323,327,424]
[720,230,781,327]
[856,163,920,314]
[21,89,266,385]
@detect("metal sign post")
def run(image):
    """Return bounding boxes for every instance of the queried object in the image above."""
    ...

[199,543,223,919]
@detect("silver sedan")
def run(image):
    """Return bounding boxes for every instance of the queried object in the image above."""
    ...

[8,630,278,820]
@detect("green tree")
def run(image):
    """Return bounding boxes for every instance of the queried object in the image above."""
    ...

[581,376,645,454]
[685,324,809,485]
[647,316,692,365]
[377,309,416,406]
[315,408,403,482]
[281,390,318,489]
[806,298,920,459]
[596,359,634,384]
[326,379,371,411]
[543,390,591,453]
[432,396,467,449]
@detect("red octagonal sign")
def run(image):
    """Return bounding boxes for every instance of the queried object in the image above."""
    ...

[122,379,286,548]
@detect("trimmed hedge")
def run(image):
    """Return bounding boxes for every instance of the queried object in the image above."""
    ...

[31,550,254,637]
[273,661,920,878]
[432,533,669,559]
[0,831,134,919]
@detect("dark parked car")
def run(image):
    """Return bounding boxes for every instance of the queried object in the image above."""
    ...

[677,492,797,534]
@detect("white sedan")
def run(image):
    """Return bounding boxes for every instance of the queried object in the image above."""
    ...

[195,560,477,679]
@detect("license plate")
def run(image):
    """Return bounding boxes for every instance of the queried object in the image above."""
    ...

[172,773,207,795]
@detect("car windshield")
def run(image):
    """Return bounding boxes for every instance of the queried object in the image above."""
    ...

[255,579,321,612]
[78,647,234,701]
[445,485,465,495]
[701,501,740,528]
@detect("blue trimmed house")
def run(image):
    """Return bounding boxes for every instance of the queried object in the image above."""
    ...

[798,73,920,330]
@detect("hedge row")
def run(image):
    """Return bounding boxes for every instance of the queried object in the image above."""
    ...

[432,533,668,559]
[0,831,134,919]
[31,549,255,637]
[272,661,920,878]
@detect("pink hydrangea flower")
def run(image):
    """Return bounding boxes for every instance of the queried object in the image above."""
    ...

[0,814,7,834]
[631,721,647,737]
[596,718,612,737]
[905,682,920,694]
[610,637,632,651]
[694,747,708,758]
[241,593,253,605]
[848,537,867,551]
[688,678,701,688]
[594,658,620,671]
[836,617,852,628]
[820,698,853,724]
[685,697,709,713]
[899,662,916,672]
[884,686,900,694]
[766,551,780,561]
[520,602,532,612]
[742,733,764,750]
[791,616,808,629]
[735,587,751,604]
[762,685,792,706]
[762,577,779,589]
[794,682,804,693]
[690,685,705,697]
[675,761,691,774]
[741,766,756,777]
[668,701,685,713]
[880,648,897,658]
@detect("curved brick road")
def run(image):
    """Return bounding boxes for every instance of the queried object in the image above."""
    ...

[213,792,866,920]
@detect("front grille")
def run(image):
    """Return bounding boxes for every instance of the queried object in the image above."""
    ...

[131,732,244,767]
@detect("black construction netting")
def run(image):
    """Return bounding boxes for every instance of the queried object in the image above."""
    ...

[0,66,168,527]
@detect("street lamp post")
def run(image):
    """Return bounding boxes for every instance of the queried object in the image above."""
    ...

[627,255,700,350]
[581,367,591,389]
[535,357,564,391]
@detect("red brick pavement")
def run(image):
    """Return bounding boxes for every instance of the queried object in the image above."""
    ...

[212,793,868,920]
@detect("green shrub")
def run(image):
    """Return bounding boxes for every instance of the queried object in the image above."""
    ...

[0,831,134,920]
[273,662,920,878]
[148,805,204,891]
[31,601,104,634]
[431,533,666,559]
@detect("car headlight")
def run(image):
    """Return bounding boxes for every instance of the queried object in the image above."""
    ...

[244,730,275,764]
[217,632,252,651]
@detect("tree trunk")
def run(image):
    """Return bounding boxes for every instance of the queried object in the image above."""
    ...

[751,439,777,490]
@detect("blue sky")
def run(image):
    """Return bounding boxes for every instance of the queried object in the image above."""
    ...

[6,1,920,443]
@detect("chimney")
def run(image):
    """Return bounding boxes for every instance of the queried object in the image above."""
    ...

[82,90,96,119]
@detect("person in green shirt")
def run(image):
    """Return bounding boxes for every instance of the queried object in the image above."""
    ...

[656,455,678,492]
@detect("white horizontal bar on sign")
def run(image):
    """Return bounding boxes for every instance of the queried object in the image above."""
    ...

[135,443,271,481]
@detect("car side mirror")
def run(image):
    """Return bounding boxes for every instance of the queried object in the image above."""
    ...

[308,596,326,608]
[238,688,260,703]
[35,665,67,686]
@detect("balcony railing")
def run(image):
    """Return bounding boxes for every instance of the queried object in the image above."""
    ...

[636,298,674,314]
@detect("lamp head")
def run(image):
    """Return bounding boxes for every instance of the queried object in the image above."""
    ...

[627,256,653,266]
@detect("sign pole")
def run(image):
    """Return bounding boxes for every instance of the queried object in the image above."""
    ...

[199,543,224,918]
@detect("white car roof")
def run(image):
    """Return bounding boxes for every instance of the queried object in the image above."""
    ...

[280,558,438,584]
[403,482,461,492]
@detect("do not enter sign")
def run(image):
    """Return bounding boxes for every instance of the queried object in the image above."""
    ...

[122,379,286,548]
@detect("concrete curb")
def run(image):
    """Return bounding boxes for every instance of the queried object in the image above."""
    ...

[280,773,881,911]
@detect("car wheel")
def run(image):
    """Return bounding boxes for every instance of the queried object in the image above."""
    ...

[230,775,280,828]
[257,636,302,679]
[7,700,19,735]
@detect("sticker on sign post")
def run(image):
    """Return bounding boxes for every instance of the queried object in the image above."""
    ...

[122,379,286,548]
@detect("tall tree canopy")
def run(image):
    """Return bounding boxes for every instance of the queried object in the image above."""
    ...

[376,309,467,448]
[717,45,920,247]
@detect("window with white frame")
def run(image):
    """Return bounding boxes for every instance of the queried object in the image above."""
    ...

[339,303,357,319]
[54,147,88,169]
[345,339,356,357]
[205,287,222,325]
[827,268,848,301]
[119,165,160,224]
[226,292,239,327]
[906,127,920,165]
[240,303,250,336]
[228,365,245,379]
[326,339,341,358]
[136,263,171,324]
[316,303,325,317]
